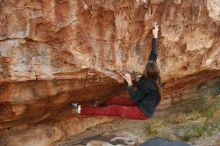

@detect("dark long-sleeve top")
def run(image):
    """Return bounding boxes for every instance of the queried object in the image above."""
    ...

[127,38,160,117]
[149,38,158,61]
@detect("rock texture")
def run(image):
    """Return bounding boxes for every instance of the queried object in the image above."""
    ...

[59,131,144,146]
[0,0,220,144]
[0,116,113,146]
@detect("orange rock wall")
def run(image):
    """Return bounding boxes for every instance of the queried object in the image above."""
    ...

[0,0,220,130]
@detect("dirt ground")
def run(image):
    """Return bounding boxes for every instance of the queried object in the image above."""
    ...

[54,95,220,146]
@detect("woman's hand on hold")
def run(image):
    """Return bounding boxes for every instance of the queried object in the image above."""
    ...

[123,73,132,85]
[152,23,159,38]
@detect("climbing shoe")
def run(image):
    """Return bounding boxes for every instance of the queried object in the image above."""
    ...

[71,102,81,114]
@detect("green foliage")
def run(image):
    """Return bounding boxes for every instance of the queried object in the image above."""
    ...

[145,122,159,136]
[181,127,206,141]
[144,95,220,142]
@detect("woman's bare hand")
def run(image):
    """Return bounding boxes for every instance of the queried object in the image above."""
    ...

[153,23,159,38]
[123,73,132,85]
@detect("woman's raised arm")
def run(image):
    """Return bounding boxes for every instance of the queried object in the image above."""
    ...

[149,24,159,62]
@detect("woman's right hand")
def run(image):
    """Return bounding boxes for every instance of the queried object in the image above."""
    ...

[123,73,133,85]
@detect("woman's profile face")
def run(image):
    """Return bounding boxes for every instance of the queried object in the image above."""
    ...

[135,74,142,81]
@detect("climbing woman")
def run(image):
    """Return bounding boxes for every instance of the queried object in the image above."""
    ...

[71,24,161,120]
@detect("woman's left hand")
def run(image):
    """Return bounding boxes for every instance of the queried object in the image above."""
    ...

[123,73,132,85]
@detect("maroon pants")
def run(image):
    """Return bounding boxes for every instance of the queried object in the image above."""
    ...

[80,97,149,120]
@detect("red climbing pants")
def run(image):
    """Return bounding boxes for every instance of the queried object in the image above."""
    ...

[80,97,149,120]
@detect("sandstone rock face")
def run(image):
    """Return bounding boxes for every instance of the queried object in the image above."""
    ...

[207,0,220,21]
[0,0,219,138]
[0,116,113,146]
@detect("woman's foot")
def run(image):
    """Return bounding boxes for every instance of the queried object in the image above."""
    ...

[71,102,81,114]
[91,100,99,107]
